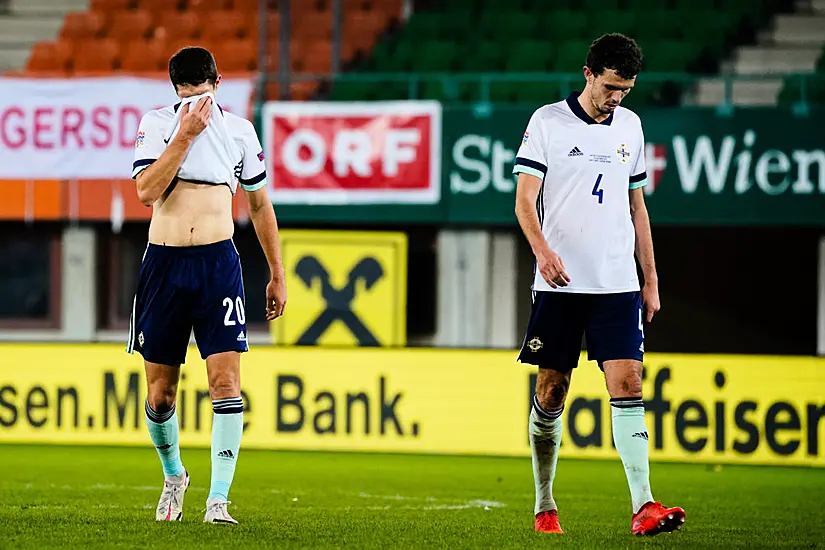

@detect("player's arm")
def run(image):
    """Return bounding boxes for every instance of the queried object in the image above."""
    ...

[134,97,212,206]
[246,187,286,320]
[629,139,660,321]
[238,123,286,320]
[513,111,570,288]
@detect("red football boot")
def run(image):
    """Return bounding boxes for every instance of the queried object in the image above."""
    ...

[535,510,564,534]
[631,501,686,536]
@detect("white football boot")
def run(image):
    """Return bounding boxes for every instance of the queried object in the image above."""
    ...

[203,498,238,524]
[155,471,190,521]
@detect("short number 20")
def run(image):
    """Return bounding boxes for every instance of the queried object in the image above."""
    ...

[223,297,246,326]
[592,174,604,204]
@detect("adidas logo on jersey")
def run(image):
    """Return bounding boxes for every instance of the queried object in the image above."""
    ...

[217,449,235,459]
[237,331,246,342]
[568,146,583,157]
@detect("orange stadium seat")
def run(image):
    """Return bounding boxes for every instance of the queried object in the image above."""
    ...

[186,0,232,10]
[211,39,257,72]
[344,10,386,53]
[137,0,183,18]
[266,81,319,101]
[293,40,331,73]
[153,11,200,41]
[120,39,167,73]
[60,11,105,41]
[107,10,153,43]
[294,9,332,42]
[199,10,250,42]
[26,41,72,74]
[71,38,120,73]
[233,0,262,12]
[89,0,132,13]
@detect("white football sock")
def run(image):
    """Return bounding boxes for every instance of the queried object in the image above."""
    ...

[529,394,563,515]
[611,397,655,514]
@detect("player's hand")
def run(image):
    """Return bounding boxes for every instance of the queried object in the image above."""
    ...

[265,276,287,321]
[537,249,571,289]
[642,281,660,322]
[178,97,212,141]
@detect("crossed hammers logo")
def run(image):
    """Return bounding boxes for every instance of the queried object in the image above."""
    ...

[294,255,385,346]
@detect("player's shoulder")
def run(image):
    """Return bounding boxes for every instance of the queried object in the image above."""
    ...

[614,106,643,129]
[139,105,176,128]
[224,111,256,135]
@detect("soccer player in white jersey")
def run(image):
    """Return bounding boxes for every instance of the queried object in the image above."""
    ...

[514,34,685,536]
[128,47,287,524]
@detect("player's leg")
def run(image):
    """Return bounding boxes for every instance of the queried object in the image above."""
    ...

[144,361,190,521]
[203,351,243,524]
[587,291,685,535]
[517,291,585,534]
[191,240,248,524]
[127,243,193,521]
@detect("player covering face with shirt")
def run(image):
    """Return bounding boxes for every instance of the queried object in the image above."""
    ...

[513,34,685,537]
[128,47,287,525]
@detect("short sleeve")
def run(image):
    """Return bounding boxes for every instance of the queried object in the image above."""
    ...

[512,109,548,181]
[237,121,267,192]
[629,125,647,190]
[132,113,167,179]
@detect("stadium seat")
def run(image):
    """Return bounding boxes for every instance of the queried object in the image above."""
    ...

[411,40,458,72]
[107,11,154,44]
[233,0,262,12]
[89,0,131,13]
[26,41,72,74]
[199,10,250,42]
[505,41,556,72]
[211,39,257,72]
[186,0,232,10]
[137,0,182,18]
[120,39,167,73]
[71,38,120,74]
[294,10,333,42]
[153,11,200,41]
[59,11,105,41]
[293,40,332,73]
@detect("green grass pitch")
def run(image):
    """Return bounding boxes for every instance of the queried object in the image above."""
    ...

[0,445,823,548]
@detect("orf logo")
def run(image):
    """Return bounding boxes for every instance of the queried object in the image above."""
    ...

[263,102,442,205]
[271,230,408,347]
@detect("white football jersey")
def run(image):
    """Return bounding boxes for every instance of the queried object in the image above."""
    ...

[514,92,648,294]
[132,102,267,194]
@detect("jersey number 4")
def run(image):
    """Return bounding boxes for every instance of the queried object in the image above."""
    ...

[592,174,604,204]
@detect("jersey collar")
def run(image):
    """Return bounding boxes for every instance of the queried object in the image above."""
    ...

[566,91,614,126]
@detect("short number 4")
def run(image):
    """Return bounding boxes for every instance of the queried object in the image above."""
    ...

[592,173,604,204]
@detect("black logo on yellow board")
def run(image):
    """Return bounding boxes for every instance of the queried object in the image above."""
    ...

[295,255,384,346]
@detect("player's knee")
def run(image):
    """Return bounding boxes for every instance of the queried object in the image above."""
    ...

[209,376,239,401]
[147,386,176,413]
[536,382,568,411]
[621,376,643,398]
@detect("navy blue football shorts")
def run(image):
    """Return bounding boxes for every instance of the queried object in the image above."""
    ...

[127,239,249,366]
[517,291,644,372]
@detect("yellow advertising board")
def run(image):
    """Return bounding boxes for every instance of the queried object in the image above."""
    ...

[271,230,407,347]
[0,344,823,466]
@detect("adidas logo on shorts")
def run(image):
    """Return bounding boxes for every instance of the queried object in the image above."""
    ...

[568,146,583,157]
[237,331,246,342]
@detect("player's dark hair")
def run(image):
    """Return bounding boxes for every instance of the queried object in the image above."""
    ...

[168,47,218,89]
[586,34,643,80]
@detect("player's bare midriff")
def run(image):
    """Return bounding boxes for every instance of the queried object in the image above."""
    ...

[147,178,234,246]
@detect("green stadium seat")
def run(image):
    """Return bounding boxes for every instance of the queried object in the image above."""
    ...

[588,11,636,38]
[643,41,693,72]
[401,13,449,41]
[555,41,591,72]
[479,12,540,42]
[411,41,458,72]
[505,41,556,72]
[330,81,378,101]
[543,11,589,41]
[459,42,505,72]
